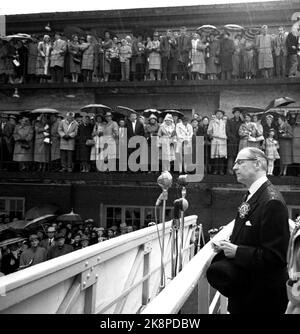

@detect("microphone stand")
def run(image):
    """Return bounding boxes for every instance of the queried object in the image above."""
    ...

[178,186,188,273]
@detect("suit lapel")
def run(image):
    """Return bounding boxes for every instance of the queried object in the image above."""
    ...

[231,180,271,243]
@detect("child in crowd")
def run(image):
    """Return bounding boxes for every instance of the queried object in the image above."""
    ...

[263,128,280,175]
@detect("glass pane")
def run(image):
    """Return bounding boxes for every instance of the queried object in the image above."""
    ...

[10,200,16,211]
[16,200,23,211]
[0,199,5,212]
[106,207,114,218]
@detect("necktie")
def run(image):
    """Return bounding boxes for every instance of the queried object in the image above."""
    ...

[49,239,52,247]
[244,191,250,202]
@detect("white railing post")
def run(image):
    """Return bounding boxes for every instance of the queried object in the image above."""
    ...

[197,276,209,314]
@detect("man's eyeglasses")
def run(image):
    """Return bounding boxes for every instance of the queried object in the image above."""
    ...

[234,158,257,166]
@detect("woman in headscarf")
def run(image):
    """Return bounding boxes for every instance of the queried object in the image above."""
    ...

[190,33,207,80]
[36,35,52,83]
[158,114,176,171]
[238,113,259,151]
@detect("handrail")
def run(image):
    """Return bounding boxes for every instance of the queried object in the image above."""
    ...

[0,215,197,313]
[141,220,234,314]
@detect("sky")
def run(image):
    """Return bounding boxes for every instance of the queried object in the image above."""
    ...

[0,0,279,15]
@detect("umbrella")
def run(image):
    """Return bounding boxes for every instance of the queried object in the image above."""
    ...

[0,110,22,116]
[63,26,86,39]
[1,33,32,42]
[233,106,265,115]
[196,25,219,35]
[0,237,27,248]
[6,220,27,233]
[25,204,59,220]
[224,24,244,32]
[80,104,112,114]
[31,108,60,114]
[24,214,57,231]
[57,209,82,224]
[264,97,296,112]
[143,109,162,118]
[291,12,300,21]
[116,106,138,118]
[163,109,184,117]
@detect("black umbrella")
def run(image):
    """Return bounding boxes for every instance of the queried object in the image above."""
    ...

[25,205,59,220]
[143,109,162,118]
[80,104,112,115]
[264,97,296,112]
[0,237,27,248]
[116,106,139,118]
[163,110,184,118]
[233,106,265,115]
[24,214,57,231]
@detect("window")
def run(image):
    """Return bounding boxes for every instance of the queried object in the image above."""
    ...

[104,205,174,229]
[0,197,25,221]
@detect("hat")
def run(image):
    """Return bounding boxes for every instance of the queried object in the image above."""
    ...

[120,222,127,228]
[164,114,173,122]
[29,234,39,242]
[1,113,8,118]
[66,112,75,118]
[110,225,118,231]
[214,109,225,115]
[97,227,105,231]
[104,111,113,117]
[9,115,16,119]
[206,252,247,298]
[265,114,274,119]
[81,235,89,241]
[148,114,157,120]
[153,32,159,37]
[47,226,56,233]
[232,108,241,114]
[55,232,65,240]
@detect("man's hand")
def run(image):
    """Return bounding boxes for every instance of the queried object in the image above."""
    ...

[218,241,238,258]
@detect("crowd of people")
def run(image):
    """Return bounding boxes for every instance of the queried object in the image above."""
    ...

[0,108,300,175]
[0,219,135,276]
[1,22,300,89]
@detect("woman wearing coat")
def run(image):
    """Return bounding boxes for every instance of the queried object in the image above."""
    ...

[219,32,235,80]
[277,115,293,176]
[190,33,207,80]
[158,114,176,172]
[81,35,95,82]
[206,33,220,80]
[13,117,34,171]
[68,35,81,83]
[49,114,61,171]
[175,116,193,173]
[34,114,50,172]
[36,35,52,83]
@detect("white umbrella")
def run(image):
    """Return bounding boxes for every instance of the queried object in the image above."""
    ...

[224,24,244,32]
[197,25,219,34]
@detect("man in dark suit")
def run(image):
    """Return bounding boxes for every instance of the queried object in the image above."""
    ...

[125,110,145,171]
[207,147,290,314]
[0,113,15,170]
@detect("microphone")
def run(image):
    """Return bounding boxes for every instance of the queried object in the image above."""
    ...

[177,174,188,187]
[173,198,189,219]
[155,171,173,206]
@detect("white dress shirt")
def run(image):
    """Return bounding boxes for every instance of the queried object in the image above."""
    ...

[246,175,268,201]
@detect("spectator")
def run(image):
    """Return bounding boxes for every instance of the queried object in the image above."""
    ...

[226,108,243,175]
[243,34,255,79]
[71,233,82,250]
[81,34,95,82]
[277,115,293,176]
[252,114,265,149]
[206,33,220,80]
[103,31,113,82]
[160,29,172,81]
[109,37,121,81]
[263,114,277,139]
[50,32,67,83]
[208,109,227,175]
[34,114,50,172]
[292,113,300,176]
[40,226,56,251]
[94,37,105,82]
[90,115,104,167]
[76,114,93,172]
[37,35,52,83]
[13,116,34,172]
[232,34,243,80]
[47,233,73,259]
[262,128,280,175]
[197,116,211,173]
[80,235,90,248]
[147,32,161,81]
[58,112,78,172]
[26,37,38,83]
[0,243,20,275]
[220,32,235,80]
[0,113,15,170]
[255,25,274,79]
[119,39,132,82]
[175,116,193,173]
[274,26,287,78]
[286,22,300,78]
[96,227,107,242]
[238,113,259,151]
[90,231,98,245]
[158,114,176,172]
[190,33,207,80]
[49,113,61,171]
[19,234,47,269]
[177,26,192,80]
[68,35,82,83]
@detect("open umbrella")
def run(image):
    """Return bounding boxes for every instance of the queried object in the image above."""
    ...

[31,108,60,114]
[24,214,57,231]
[143,109,162,118]
[291,12,300,21]
[25,204,59,220]
[264,97,296,112]
[1,33,32,42]
[196,25,219,35]
[233,106,265,115]
[116,106,138,118]
[0,110,22,116]
[0,237,27,248]
[6,220,27,233]
[224,24,244,32]
[80,104,112,114]
[57,209,82,224]
[162,109,184,118]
